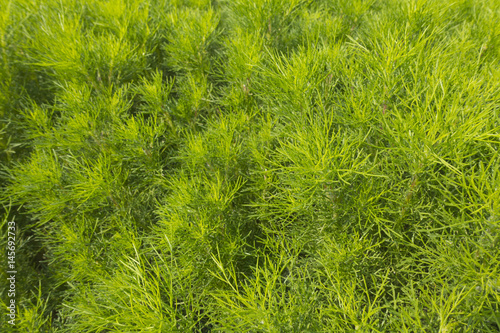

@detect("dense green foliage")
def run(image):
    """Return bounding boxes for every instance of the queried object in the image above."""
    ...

[1,0,500,331]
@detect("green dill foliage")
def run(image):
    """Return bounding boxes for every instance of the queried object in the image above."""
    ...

[1,0,500,331]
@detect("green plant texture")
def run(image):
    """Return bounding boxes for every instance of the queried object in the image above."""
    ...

[1,0,500,331]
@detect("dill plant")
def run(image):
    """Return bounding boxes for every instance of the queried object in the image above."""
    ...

[1,0,500,331]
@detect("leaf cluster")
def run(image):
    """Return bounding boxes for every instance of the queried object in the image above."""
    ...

[1,0,500,332]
